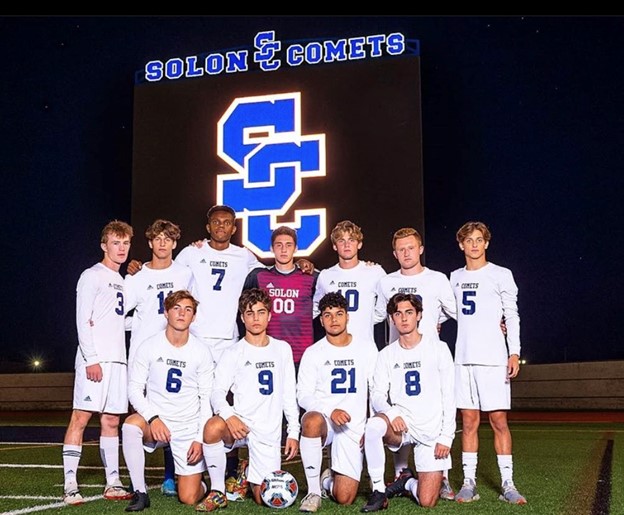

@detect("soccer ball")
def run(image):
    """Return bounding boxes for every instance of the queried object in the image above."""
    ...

[260,469,299,509]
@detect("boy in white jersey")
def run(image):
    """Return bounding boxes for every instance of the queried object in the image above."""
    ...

[122,290,214,511]
[297,292,377,513]
[373,227,457,500]
[362,293,455,512]
[196,288,300,512]
[451,221,526,505]
[125,219,192,366]
[313,220,386,350]
[125,219,193,496]
[62,220,134,505]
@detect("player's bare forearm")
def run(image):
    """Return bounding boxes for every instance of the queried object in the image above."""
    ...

[85,363,103,382]
[187,441,203,465]
[434,442,450,459]
[390,416,407,433]
[508,354,520,379]
[296,258,314,274]
[150,418,171,443]
[126,259,142,275]
[330,408,351,426]
[225,415,249,440]
[284,438,299,460]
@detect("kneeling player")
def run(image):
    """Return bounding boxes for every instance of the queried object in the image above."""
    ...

[297,292,377,512]
[122,290,214,511]
[361,293,455,512]
[196,288,300,512]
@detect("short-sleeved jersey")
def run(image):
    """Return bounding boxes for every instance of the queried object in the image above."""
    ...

[128,331,214,441]
[124,262,193,362]
[374,267,457,343]
[75,262,126,366]
[243,266,318,363]
[371,335,456,448]
[297,336,377,443]
[313,261,386,348]
[175,241,260,340]
[211,336,300,445]
[450,262,520,366]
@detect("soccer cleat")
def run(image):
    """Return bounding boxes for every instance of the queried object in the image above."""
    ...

[161,478,177,497]
[225,458,248,501]
[361,490,389,512]
[125,490,150,512]
[195,490,228,512]
[63,487,84,506]
[499,480,527,505]
[299,492,322,512]
[320,467,332,499]
[439,477,455,501]
[455,478,480,503]
[104,478,134,500]
[385,467,414,498]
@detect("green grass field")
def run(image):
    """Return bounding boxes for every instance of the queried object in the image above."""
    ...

[1,417,623,515]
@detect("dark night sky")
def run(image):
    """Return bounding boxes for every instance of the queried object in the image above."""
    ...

[2,16,623,371]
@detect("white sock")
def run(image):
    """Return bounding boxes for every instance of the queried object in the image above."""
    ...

[300,436,323,496]
[497,454,514,485]
[406,477,419,504]
[62,444,81,489]
[121,423,146,493]
[392,444,410,476]
[203,441,226,493]
[99,436,121,485]
[364,417,387,492]
[462,452,478,483]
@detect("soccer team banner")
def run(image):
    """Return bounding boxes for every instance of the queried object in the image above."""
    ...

[131,30,424,271]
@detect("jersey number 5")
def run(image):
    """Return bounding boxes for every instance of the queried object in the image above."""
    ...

[461,290,476,315]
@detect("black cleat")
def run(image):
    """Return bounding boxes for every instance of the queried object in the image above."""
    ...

[361,490,388,512]
[125,490,150,512]
[385,467,414,498]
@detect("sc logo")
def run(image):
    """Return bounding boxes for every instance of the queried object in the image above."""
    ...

[216,92,326,258]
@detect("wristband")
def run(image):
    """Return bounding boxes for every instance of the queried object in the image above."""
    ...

[148,415,159,424]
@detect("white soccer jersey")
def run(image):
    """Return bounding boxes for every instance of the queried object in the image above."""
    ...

[313,262,386,347]
[211,336,300,445]
[297,337,377,443]
[128,331,214,441]
[371,335,456,448]
[450,262,521,366]
[124,262,193,362]
[175,241,260,340]
[374,267,457,342]
[75,262,126,365]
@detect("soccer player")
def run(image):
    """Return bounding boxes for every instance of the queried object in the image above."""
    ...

[122,290,214,511]
[451,221,527,504]
[242,226,319,367]
[61,220,134,505]
[297,292,377,513]
[124,219,193,496]
[124,219,193,367]
[361,293,455,512]
[373,227,457,500]
[313,220,386,350]
[195,288,300,512]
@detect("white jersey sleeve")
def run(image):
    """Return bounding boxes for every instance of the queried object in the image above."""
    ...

[128,332,214,441]
[451,262,520,365]
[75,263,126,365]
